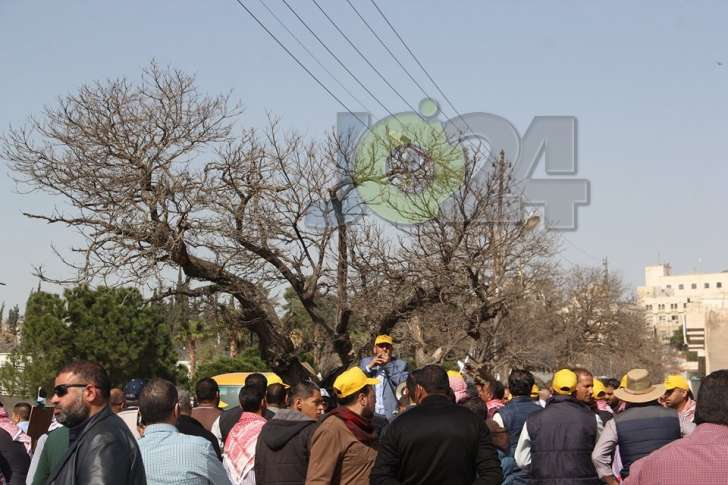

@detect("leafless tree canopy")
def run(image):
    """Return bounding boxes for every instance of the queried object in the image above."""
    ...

[3,63,661,382]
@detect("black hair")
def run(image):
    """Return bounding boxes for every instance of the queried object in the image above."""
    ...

[13,402,31,421]
[239,384,265,412]
[604,378,620,389]
[490,380,506,400]
[266,383,288,407]
[288,382,320,402]
[508,369,535,397]
[195,377,219,402]
[695,370,728,426]
[461,397,487,420]
[410,365,450,395]
[139,379,178,426]
[245,373,268,393]
[58,361,111,400]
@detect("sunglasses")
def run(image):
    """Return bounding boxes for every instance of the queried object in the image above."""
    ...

[53,383,94,397]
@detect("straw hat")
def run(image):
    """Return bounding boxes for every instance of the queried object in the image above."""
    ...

[613,369,665,404]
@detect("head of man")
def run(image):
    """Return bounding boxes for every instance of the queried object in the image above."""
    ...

[12,402,31,424]
[694,369,728,426]
[573,367,594,403]
[177,388,193,416]
[508,369,535,398]
[51,361,111,427]
[663,375,692,410]
[266,383,288,409]
[239,384,266,416]
[478,379,505,403]
[538,387,552,402]
[334,367,378,418]
[371,335,394,368]
[603,378,620,407]
[288,382,325,419]
[139,379,179,426]
[407,365,450,405]
[245,373,268,393]
[109,388,126,414]
[195,377,220,406]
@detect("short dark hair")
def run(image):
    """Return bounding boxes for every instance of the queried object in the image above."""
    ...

[488,380,505,400]
[239,384,265,412]
[604,378,620,389]
[695,370,728,426]
[245,373,268,393]
[572,367,593,379]
[288,382,320,403]
[195,377,219,402]
[338,385,371,406]
[266,383,287,407]
[139,379,178,426]
[461,397,487,420]
[58,361,111,400]
[177,388,193,415]
[509,369,535,397]
[13,402,31,421]
[410,365,450,395]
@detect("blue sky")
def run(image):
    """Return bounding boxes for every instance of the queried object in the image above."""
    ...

[1,1,726,309]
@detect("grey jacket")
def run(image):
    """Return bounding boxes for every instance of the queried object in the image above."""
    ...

[359,356,409,421]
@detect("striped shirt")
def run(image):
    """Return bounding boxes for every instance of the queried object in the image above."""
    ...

[139,423,231,485]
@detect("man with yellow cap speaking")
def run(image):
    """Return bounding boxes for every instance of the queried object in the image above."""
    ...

[515,369,603,485]
[360,335,409,422]
[662,374,696,425]
[306,367,378,485]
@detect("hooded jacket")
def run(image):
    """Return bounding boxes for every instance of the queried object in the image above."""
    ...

[254,409,317,485]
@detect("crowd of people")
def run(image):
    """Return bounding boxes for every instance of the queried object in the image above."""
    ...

[0,334,726,484]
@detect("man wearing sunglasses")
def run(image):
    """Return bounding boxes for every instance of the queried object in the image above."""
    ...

[46,361,146,485]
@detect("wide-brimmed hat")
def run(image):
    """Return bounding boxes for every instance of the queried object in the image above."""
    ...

[613,369,665,404]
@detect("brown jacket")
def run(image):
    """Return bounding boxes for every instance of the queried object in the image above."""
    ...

[306,413,377,485]
[191,405,222,432]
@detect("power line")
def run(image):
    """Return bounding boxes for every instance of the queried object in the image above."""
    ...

[310,0,423,119]
[344,0,431,103]
[280,0,399,120]
[256,0,370,113]
[229,0,368,128]
[368,0,470,127]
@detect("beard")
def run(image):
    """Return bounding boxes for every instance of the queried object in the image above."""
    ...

[56,394,90,427]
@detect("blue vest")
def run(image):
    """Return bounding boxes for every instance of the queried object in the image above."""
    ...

[527,396,600,485]
[615,405,681,478]
[498,396,542,485]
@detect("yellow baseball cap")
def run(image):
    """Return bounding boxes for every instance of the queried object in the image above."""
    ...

[551,369,578,395]
[447,370,462,378]
[374,335,394,346]
[620,374,628,389]
[593,379,606,399]
[267,374,290,388]
[664,374,689,391]
[334,367,379,398]
[531,384,540,398]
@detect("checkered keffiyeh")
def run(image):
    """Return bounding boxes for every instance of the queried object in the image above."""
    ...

[223,412,266,485]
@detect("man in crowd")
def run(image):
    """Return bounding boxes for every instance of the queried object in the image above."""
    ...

[307,367,378,485]
[592,368,684,484]
[109,388,126,414]
[255,382,325,484]
[265,383,287,416]
[192,377,223,432]
[494,369,542,485]
[479,379,507,419]
[11,403,30,434]
[360,335,409,422]
[592,379,615,424]
[662,374,696,425]
[574,368,613,425]
[603,378,621,410]
[625,369,728,484]
[223,385,268,485]
[371,365,501,485]
[515,368,603,485]
[0,401,30,485]
[47,361,145,485]
[118,378,145,439]
[176,388,222,460]
[215,373,273,449]
[138,379,230,484]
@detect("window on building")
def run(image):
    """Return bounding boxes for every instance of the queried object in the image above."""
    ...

[718,282,723,289]
[691,283,697,289]
[672,315,678,321]
[683,303,687,308]
[705,283,710,289]
[666,284,672,289]
[679,284,684,290]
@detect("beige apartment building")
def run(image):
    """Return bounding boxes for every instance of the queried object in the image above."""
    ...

[637,263,728,341]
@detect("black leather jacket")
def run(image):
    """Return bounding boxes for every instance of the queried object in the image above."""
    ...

[47,406,146,485]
